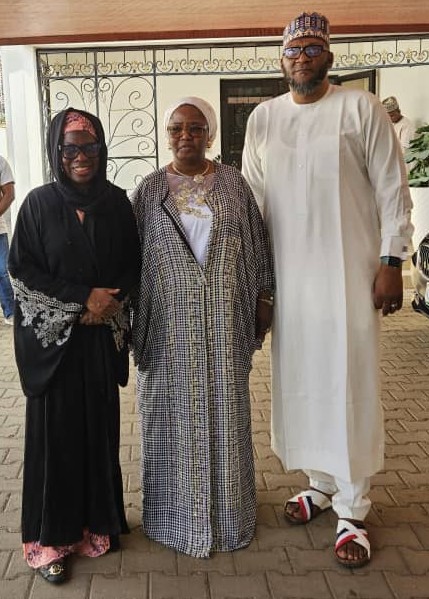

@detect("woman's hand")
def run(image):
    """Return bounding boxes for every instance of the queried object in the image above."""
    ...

[79,311,105,326]
[85,287,121,319]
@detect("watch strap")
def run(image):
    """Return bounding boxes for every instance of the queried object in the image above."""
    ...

[380,256,402,268]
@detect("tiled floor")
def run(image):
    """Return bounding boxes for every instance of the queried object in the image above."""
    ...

[1,288,429,598]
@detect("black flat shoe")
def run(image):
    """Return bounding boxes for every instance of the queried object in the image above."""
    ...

[38,559,66,584]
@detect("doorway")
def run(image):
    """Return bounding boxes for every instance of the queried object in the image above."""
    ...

[220,70,376,168]
[220,78,287,169]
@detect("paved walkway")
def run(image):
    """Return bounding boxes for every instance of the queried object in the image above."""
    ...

[1,289,429,599]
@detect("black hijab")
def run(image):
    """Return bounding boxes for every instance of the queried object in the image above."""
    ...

[47,107,112,214]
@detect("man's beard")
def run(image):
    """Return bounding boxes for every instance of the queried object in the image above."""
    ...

[284,61,330,96]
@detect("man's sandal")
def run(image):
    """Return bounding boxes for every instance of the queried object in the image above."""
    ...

[284,488,332,524]
[335,519,371,568]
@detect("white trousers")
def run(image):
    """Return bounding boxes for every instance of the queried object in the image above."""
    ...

[304,469,371,521]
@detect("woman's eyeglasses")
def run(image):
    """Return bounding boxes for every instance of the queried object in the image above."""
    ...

[167,125,208,138]
[59,142,101,160]
[283,45,327,59]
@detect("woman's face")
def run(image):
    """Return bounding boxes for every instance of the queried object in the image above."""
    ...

[61,129,100,189]
[167,105,209,164]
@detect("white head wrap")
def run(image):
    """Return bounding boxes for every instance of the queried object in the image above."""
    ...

[163,96,217,143]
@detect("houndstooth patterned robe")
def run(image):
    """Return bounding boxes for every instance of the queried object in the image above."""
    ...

[131,163,274,557]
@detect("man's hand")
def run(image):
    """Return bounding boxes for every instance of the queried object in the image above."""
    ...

[256,295,274,342]
[373,264,403,316]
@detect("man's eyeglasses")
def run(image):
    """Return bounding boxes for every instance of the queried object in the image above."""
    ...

[59,142,101,160]
[167,124,208,138]
[283,45,328,59]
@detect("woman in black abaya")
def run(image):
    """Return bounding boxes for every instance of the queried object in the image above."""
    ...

[8,108,140,584]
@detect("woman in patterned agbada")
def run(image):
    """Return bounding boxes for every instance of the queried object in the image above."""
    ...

[131,96,274,557]
[8,108,140,583]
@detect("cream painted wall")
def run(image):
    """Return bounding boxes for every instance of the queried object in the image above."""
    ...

[378,65,429,129]
[156,67,429,165]
[1,43,428,226]
[155,75,222,169]
[0,128,6,157]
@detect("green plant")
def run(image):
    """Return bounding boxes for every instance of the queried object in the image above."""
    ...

[405,124,429,187]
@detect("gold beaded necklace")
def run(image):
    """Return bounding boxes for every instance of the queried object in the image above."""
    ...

[171,160,210,184]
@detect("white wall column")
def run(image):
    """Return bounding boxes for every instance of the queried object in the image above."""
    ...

[1,45,44,228]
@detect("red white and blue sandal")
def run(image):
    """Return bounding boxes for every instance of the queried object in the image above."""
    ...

[284,488,332,524]
[335,519,371,568]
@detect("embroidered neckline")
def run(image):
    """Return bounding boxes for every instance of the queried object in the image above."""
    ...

[172,179,212,219]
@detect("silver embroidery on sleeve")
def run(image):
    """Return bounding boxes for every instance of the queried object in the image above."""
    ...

[105,297,130,351]
[12,278,83,348]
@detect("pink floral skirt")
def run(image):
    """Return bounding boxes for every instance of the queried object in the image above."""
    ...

[23,530,110,568]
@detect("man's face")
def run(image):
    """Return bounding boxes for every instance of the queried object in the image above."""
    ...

[388,109,401,123]
[281,37,333,96]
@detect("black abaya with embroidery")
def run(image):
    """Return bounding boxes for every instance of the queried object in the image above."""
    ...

[8,108,141,546]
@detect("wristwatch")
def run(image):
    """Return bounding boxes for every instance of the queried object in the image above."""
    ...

[380,256,402,268]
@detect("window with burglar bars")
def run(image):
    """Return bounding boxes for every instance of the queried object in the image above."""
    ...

[37,36,429,193]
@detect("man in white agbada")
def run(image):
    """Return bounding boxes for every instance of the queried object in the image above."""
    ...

[382,95,416,154]
[242,11,413,568]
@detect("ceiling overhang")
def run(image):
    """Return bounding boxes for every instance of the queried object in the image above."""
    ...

[0,1,428,46]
